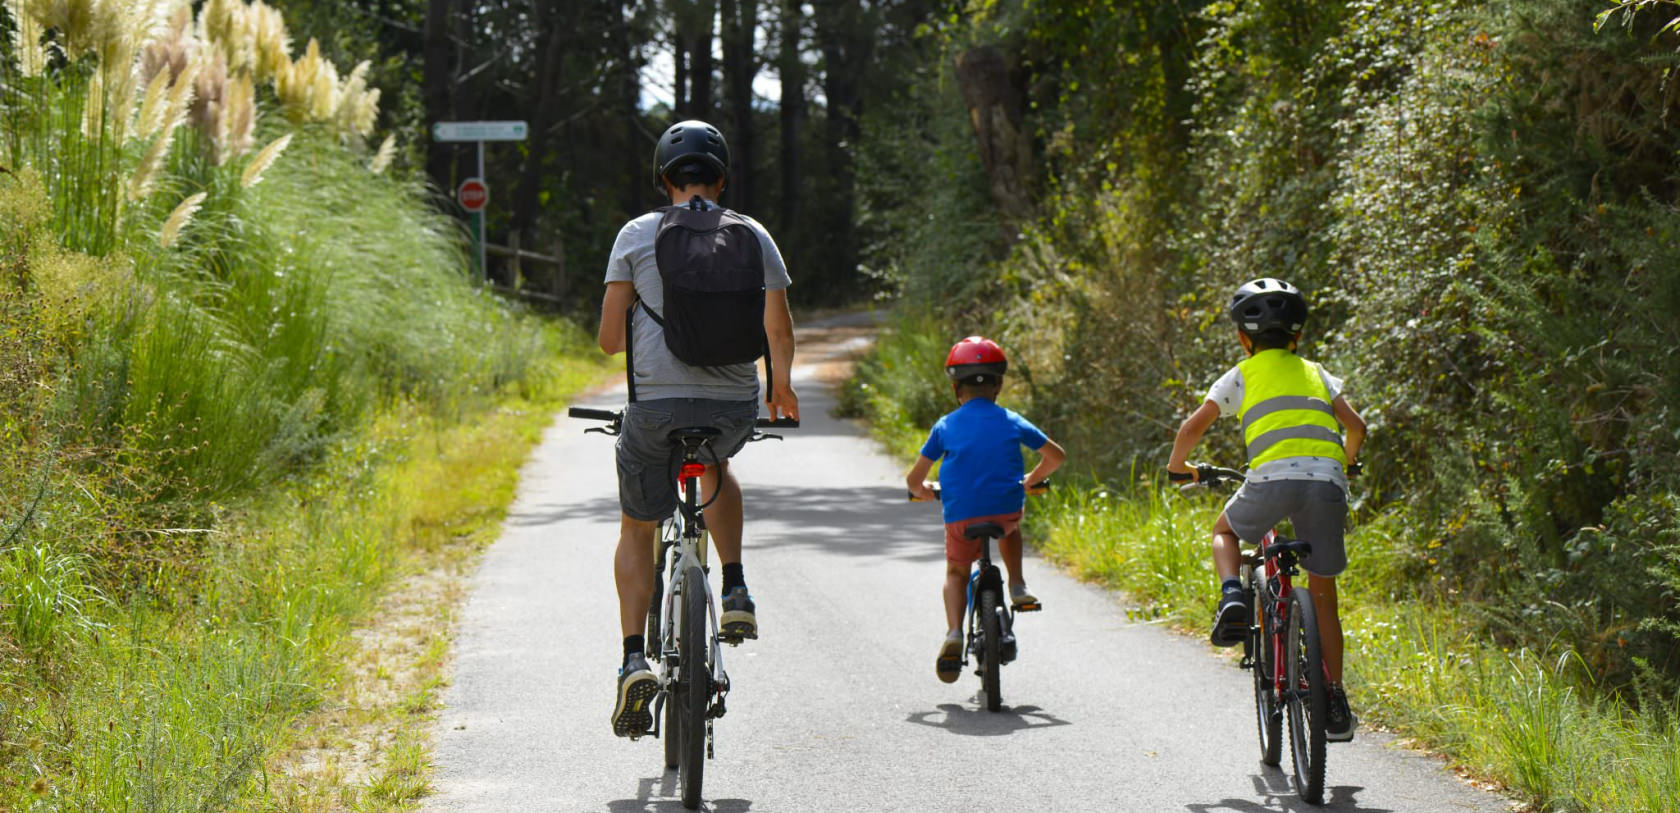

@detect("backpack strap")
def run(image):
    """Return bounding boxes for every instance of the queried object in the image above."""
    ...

[625,301,638,403]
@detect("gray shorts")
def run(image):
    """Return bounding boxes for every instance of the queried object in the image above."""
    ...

[1224,479,1348,577]
[615,398,758,522]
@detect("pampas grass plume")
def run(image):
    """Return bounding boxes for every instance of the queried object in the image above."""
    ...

[159,191,207,248]
[369,134,396,174]
[241,132,292,189]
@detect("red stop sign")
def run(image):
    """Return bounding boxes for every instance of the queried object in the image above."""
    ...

[457,178,488,212]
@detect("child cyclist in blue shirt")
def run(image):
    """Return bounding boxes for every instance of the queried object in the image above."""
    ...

[906,336,1066,683]
[1167,278,1367,742]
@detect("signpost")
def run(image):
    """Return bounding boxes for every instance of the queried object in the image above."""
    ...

[432,121,528,280]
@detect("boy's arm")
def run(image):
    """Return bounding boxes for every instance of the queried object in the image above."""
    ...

[905,456,937,500]
[1166,401,1221,479]
[1333,395,1367,466]
[1025,439,1065,488]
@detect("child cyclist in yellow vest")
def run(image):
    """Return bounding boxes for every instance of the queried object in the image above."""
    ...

[1167,279,1367,742]
[907,337,1066,683]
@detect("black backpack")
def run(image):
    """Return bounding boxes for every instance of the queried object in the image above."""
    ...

[627,197,771,400]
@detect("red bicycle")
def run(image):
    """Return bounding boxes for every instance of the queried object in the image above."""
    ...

[1185,464,1328,805]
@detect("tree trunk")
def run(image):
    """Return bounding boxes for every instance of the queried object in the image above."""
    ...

[813,0,871,295]
[673,27,688,116]
[512,0,566,276]
[777,0,803,251]
[619,0,646,214]
[953,43,1033,224]
[687,0,715,121]
[422,0,454,190]
[721,0,757,212]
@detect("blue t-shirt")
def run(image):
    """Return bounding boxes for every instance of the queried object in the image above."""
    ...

[920,398,1049,524]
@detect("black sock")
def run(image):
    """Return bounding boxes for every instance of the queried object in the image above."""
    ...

[623,635,644,664]
[721,563,745,594]
[1221,578,1242,595]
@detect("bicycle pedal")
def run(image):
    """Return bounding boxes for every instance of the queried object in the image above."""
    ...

[1013,602,1042,612]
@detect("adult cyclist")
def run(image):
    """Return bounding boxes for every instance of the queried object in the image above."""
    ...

[598,120,799,738]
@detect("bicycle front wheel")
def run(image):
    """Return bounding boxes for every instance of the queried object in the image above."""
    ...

[1252,589,1282,766]
[1284,589,1327,804]
[678,565,709,810]
[980,588,1003,712]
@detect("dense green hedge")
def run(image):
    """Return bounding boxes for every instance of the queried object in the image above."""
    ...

[859,0,1680,694]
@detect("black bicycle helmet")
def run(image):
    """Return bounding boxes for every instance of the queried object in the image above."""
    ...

[1227,278,1308,336]
[652,119,729,189]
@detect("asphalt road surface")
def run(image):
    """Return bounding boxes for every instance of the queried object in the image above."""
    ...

[424,327,1512,813]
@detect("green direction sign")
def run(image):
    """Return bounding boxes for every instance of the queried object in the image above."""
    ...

[432,120,528,142]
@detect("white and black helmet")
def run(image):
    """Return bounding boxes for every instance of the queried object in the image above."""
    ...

[652,120,729,189]
[1228,278,1308,336]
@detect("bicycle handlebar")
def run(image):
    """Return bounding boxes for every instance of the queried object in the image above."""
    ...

[567,406,619,422]
[567,406,798,431]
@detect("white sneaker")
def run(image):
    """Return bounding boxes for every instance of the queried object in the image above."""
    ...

[1010,583,1039,607]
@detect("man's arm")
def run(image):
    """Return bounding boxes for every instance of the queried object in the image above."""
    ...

[598,281,636,355]
[763,288,799,420]
[1333,395,1367,466]
[1167,401,1221,479]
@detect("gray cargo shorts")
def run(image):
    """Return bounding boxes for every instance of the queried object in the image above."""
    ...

[615,398,758,522]
[1224,479,1348,577]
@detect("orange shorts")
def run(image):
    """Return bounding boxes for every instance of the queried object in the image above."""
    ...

[944,511,1022,565]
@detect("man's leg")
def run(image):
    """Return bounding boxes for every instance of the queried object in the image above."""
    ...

[614,513,659,639]
[700,461,743,565]
[611,512,660,737]
[703,461,758,641]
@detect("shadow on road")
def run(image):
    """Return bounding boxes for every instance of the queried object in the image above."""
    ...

[904,702,1071,737]
[506,485,949,565]
[1185,773,1390,812]
[603,772,754,812]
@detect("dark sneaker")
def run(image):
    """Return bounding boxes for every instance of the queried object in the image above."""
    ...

[1211,590,1250,647]
[719,587,757,644]
[1326,685,1357,742]
[611,653,658,738]
[936,634,963,683]
[1000,631,1018,664]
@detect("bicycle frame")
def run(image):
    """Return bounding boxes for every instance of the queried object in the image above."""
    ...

[653,451,727,743]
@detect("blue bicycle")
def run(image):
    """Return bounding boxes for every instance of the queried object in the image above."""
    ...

[911,481,1047,711]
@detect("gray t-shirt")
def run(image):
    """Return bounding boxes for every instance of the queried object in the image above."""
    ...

[604,199,791,402]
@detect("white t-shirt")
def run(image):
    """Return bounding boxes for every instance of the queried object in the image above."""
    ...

[1205,361,1348,489]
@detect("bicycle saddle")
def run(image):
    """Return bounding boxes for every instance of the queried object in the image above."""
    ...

[964,522,1005,540]
[667,426,723,443]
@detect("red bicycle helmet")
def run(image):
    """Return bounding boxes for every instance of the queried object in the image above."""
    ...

[945,336,1009,381]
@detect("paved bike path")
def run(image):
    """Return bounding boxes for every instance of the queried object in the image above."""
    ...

[424,329,1512,812]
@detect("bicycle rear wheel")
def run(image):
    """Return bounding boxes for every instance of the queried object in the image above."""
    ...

[980,588,1003,712]
[1252,588,1282,766]
[1284,590,1327,804]
[678,565,709,810]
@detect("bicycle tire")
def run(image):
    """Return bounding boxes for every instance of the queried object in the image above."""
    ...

[678,565,708,809]
[1252,585,1282,766]
[1284,590,1327,804]
[980,589,1003,712]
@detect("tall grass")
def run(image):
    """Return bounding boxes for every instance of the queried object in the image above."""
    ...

[0,0,608,806]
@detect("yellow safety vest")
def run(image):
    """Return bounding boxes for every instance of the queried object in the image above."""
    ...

[1236,349,1346,467]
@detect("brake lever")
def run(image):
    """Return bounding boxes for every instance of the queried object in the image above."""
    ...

[584,426,619,437]
[753,432,783,442]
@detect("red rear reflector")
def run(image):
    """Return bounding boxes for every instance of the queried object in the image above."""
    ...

[679,463,707,479]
